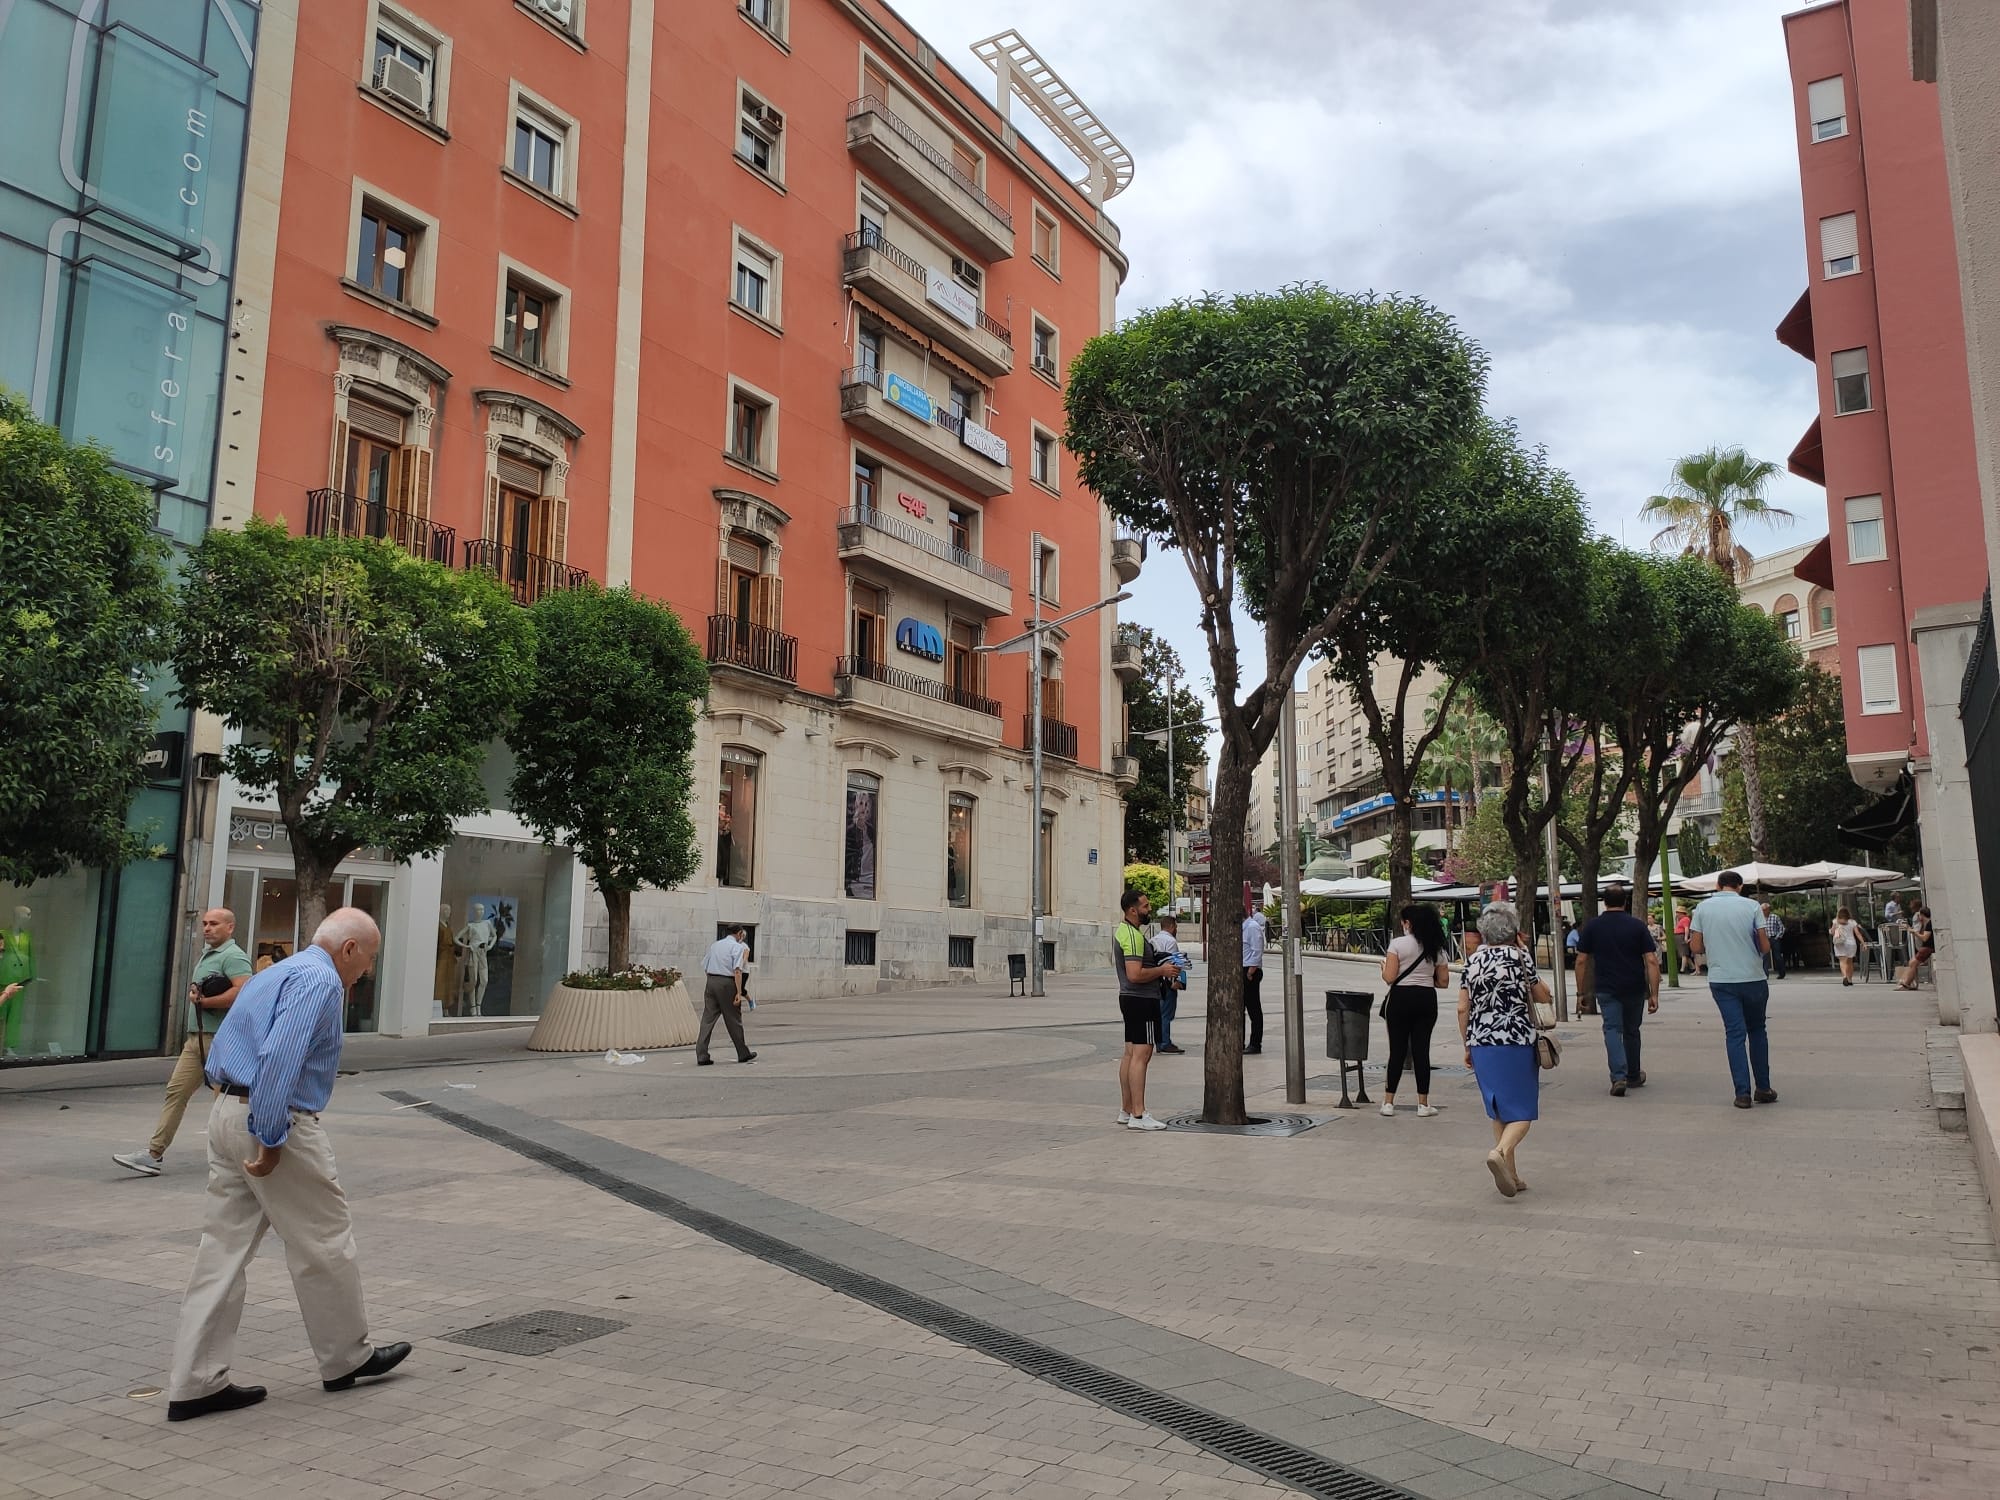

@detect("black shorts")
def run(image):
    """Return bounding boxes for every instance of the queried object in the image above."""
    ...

[1118,994,1161,1046]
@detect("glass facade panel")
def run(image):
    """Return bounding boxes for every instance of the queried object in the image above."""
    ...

[717,751,759,888]
[947,795,973,908]
[845,773,879,900]
[439,836,570,1021]
[1,869,102,1061]
[58,258,200,486]
[81,25,218,252]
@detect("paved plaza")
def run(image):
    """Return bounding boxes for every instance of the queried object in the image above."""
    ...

[3,959,1997,1500]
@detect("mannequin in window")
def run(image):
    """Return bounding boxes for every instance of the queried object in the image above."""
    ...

[0,907,33,1054]
[435,904,456,1016]
[454,902,498,1016]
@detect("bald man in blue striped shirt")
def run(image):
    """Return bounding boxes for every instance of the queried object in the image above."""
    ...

[165,909,411,1421]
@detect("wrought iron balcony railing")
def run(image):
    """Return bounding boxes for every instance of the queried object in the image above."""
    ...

[837,506,1010,586]
[462,537,590,605]
[1024,714,1079,761]
[845,96,1014,230]
[707,614,798,683]
[306,488,454,564]
[840,230,1012,346]
[837,654,1000,718]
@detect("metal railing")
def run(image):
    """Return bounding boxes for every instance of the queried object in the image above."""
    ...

[838,655,1001,718]
[1024,714,1079,761]
[306,488,454,564]
[461,537,589,604]
[845,96,1015,230]
[707,614,798,682]
[841,231,1012,346]
[842,364,1004,459]
[838,506,1009,586]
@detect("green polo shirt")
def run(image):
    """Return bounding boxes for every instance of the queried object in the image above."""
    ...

[193,938,253,997]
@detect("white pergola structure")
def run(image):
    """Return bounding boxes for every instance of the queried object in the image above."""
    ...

[971,31,1135,204]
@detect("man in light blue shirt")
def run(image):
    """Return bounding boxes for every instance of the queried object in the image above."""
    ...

[1241,911,1266,1054]
[1689,872,1776,1110]
[166,909,410,1421]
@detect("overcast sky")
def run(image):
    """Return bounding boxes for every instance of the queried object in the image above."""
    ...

[886,0,1826,770]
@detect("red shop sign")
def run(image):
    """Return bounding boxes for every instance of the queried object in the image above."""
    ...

[897,491,928,520]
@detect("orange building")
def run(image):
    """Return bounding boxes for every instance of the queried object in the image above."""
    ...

[203,0,1140,1026]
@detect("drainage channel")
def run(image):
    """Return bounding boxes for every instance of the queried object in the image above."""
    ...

[387,1091,1417,1500]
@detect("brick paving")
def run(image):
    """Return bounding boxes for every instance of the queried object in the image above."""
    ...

[2,960,1996,1499]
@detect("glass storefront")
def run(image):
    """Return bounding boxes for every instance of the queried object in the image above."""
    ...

[1,869,104,1061]
[439,834,572,1021]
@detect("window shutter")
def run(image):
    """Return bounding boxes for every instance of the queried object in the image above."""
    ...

[1820,213,1858,268]
[1856,645,1898,713]
[1845,493,1883,525]
[330,419,350,491]
[1042,675,1065,719]
[483,473,502,543]
[717,555,735,617]
[750,572,783,631]
[498,454,544,492]
[728,534,762,569]
[544,492,569,562]
[1807,77,1844,126]
[1832,348,1868,378]
[409,445,433,520]
[347,399,404,442]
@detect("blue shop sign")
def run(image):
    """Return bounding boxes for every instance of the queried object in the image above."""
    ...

[883,372,934,422]
[896,617,944,661]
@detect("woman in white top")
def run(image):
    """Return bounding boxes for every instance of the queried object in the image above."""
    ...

[1829,907,1867,986]
[1378,904,1452,1117]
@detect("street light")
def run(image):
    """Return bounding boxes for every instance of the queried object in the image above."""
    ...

[977,530,1130,998]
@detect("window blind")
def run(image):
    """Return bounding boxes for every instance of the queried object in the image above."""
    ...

[1820,213,1858,270]
[1856,645,1898,714]
[1807,77,1845,128]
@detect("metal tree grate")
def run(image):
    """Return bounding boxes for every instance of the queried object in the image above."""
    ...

[444,1310,628,1357]
[1161,1113,1322,1137]
[391,1093,1418,1500]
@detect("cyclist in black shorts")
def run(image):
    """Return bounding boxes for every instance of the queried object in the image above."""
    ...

[1113,887,1179,1131]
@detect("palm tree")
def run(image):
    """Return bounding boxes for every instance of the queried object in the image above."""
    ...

[1641,446,1793,858]
[1425,682,1505,853]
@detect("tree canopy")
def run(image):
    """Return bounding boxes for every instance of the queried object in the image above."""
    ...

[507,585,710,971]
[0,390,174,884]
[1117,624,1207,865]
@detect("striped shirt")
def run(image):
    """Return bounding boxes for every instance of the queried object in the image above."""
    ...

[204,945,347,1148]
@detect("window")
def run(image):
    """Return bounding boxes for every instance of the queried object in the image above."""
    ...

[1846,494,1886,561]
[726,382,776,473]
[844,772,879,900]
[732,235,777,324]
[1032,207,1059,271]
[737,87,784,183]
[948,932,975,967]
[1038,810,1055,916]
[501,277,551,367]
[717,749,760,887]
[1821,212,1859,278]
[342,399,405,504]
[1780,609,1801,640]
[948,505,971,556]
[1032,428,1058,491]
[844,930,877,966]
[950,137,980,187]
[1035,542,1058,604]
[354,203,420,305]
[370,14,436,117]
[947,618,981,702]
[948,383,976,425]
[1832,347,1871,414]
[1032,319,1058,380]
[1808,76,1847,141]
[856,324,882,378]
[511,104,565,198]
[858,193,888,249]
[740,0,784,42]
[851,582,886,665]
[854,457,880,513]
[1818,600,1836,630]
[1857,645,1899,714]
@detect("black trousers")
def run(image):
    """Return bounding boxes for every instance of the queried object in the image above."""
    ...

[1242,966,1264,1050]
[1383,985,1439,1094]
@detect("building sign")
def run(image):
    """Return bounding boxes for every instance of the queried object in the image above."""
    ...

[1331,789,1462,829]
[140,730,185,783]
[897,490,929,520]
[924,266,979,328]
[883,372,934,422]
[895,617,945,661]
[960,416,1008,466]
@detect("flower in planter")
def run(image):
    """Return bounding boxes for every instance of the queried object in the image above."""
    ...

[561,965,683,992]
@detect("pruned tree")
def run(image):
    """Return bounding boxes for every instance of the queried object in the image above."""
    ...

[172,519,533,937]
[0,391,174,883]
[507,585,710,972]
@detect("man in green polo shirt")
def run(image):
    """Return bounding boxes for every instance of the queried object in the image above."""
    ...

[114,909,253,1177]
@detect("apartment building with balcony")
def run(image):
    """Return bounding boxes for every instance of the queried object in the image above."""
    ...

[194,1,1137,1029]
[1299,655,1460,877]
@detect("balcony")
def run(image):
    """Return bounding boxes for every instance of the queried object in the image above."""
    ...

[841,231,1012,377]
[839,365,1012,497]
[707,614,798,684]
[1023,714,1079,762]
[1111,534,1146,585]
[836,654,1002,744]
[462,537,589,605]
[845,96,1014,262]
[306,488,455,564]
[1110,639,1142,681]
[1110,742,1140,787]
[837,505,1012,617]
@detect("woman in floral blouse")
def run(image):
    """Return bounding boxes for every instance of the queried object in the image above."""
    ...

[1457,901,1551,1199]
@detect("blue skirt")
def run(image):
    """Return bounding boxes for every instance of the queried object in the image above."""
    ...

[1470,1044,1539,1123]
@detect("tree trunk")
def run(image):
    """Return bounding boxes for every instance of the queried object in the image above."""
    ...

[1202,741,1252,1126]
[1576,842,1601,924]
[292,847,340,951]
[604,884,632,973]
[1737,721,1770,861]
[1442,769,1457,861]
[1387,802,1414,917]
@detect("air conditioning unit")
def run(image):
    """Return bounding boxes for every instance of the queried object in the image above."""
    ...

[751,101,785,133]
[534,0,575,27]
[1033,353,1058,378]
[951,256,983,291]
[372,54,429,113]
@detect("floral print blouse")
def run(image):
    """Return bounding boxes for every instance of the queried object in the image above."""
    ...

[1462,942,1538,1047]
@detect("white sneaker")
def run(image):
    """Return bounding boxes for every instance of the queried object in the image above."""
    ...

[1416,1104,1439,1118]
[1127,1114,1169,1131]
[1115,1111,1132,1124]
[1379,1102,1396,1117]
[113,1150,162,1177]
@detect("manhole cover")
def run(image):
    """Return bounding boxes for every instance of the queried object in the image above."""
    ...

[1161,1113,1320,1137]
[443,1310,628,1357]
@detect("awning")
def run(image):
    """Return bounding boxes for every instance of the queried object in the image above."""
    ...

[1775,288,1815,360]
[1836,771,1917,850]
[1794,533,1835,592]
[1677,862,1823,893]
[1788,417,1825,487]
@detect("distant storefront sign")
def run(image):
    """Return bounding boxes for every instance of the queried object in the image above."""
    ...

[924,267,978,328]
[895,618,945,661]
[960,417,1008,466]
[897,490,929,520]
[883,373,934,422]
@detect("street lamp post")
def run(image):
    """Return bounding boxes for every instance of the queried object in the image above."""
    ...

[1278,688,1306,1106]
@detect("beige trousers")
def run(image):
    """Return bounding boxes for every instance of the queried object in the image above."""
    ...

[167,1094,373,1400]
[149,1036,207,1160]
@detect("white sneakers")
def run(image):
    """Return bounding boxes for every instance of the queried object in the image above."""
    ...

[1127,1114,1168,1131]
[1416,1104,1440,1118]
[1379,1102,1396,1117]
[112,1149,163,1177]
[1115,1111,1132,1124]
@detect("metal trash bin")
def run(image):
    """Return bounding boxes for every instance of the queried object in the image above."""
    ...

[1007,953,1027,996]
[1325,990,1373,1107]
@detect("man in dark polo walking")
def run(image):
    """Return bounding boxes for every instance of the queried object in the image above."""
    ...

[697,924,757,1065]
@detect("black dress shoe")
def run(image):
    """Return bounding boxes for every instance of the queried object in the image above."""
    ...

[739,1051,757,1063]
[1754,1088,1778,1104]
[696,1058,714,1066]
[323,1342,411,1392]
[1733,1095,1754,1109]
[167,1383,266,1421]
[1243,1047,1261,1055]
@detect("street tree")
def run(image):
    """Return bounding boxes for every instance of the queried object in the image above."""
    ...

[1117,624,1208,865]
[507,585,710,972]
[1640,446,1792,858]
[172,519,532,937]
[1066,285,1485,1123]
[0,391,173,883]
[1676,820,1718,878]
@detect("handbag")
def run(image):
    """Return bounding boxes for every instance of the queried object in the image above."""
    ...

[1526,986,1560,1070]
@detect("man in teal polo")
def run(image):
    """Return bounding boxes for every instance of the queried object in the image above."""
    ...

[114,909,254,1177]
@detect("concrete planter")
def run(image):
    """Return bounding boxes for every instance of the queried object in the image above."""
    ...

[526,978,699,1052]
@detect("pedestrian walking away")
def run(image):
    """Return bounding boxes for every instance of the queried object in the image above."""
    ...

[164,909,410,1422]
[1575,885,1659,1095]
[1378,904,1450,1118]
[1896,906,1934,990]
[697,924,757,1064]
[1458,901,1548,1198]
[1150,913,1188,1054]
[1829,907,1867,986]
[1112,887,1179,1130]
[1673,906,1702,975]
[115,908,254,1177]
[1690,871,1777,1109]
[1240,909,1265,1054]
[1760,902,1787,980]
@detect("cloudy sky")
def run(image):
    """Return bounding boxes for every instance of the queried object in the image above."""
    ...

[888,0,1827,758]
